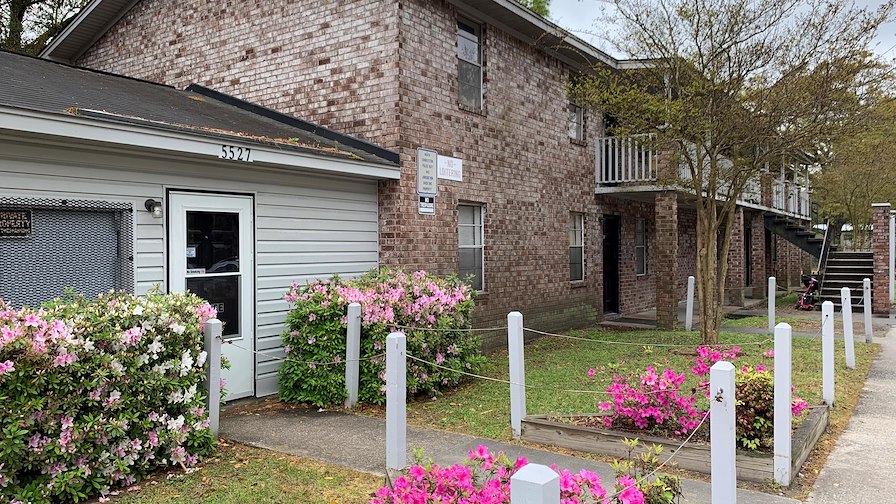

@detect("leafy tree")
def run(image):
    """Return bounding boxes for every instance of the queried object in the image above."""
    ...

[517,0,551,17]
[1,0,88,55]
[573,0,892,343]
[814,97,896,247]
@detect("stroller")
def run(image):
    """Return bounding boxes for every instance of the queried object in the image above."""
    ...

[795,274,819,310]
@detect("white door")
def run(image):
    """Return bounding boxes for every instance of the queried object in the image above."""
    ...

[168,192,255,400]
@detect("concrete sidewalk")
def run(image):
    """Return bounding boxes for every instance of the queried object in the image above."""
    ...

[808,328,896,503]
[221,402,798,504]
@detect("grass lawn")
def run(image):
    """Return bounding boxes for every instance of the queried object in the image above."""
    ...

[109,442,380,504]
[361,328,878,450]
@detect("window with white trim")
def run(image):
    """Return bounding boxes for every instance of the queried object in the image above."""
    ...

[457,18,483,111]
[568,102,584,142]
[569,213,584,281]
[458,204,484,290]
[635,218,648,276]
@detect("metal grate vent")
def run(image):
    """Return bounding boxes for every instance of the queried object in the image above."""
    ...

[0,197,134,308]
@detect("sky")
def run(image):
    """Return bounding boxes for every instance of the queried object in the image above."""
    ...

[547,0,896,61]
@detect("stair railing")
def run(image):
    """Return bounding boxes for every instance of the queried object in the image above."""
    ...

[816,219,836,293]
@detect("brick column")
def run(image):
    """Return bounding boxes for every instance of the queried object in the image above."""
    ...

[761,173,773,208]
[872,203,891,314]
[655,192,678,329]
[725,208,745,306]
[750,212,766,296]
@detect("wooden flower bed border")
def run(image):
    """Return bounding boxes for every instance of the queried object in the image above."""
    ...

[521,405,828,484]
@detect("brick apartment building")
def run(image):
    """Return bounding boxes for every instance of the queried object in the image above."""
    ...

[40,0,811,343]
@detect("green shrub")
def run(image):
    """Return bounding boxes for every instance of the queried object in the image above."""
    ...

[0,290,218,503]
[279,269,484,407]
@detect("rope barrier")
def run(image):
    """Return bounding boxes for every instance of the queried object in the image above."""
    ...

[523,327,773,348]
[224,339,385,367]
[388,324,507,333]
[605,409,711,501]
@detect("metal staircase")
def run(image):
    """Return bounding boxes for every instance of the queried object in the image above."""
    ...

[762,213,823,257]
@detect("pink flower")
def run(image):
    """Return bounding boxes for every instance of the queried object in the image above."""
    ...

[588,368,595,378]
[0,360,14,376]
[308,313,317,322]
[616,475,646,504]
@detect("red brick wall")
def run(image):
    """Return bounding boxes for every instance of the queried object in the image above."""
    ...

[724,207,745,305]
[749,212,767,295]
[596,197,658,316]
[80,0,607,343]
[676,208,697,300]
[872,203,891,314]
[79,0,402,146]
[654,192,678,329]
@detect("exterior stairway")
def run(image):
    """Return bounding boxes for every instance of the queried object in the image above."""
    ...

[763,213,823,257]
[819,251,873,309]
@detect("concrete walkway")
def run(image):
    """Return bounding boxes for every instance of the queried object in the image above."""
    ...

[221,402,797,504]
[807,327,896,503]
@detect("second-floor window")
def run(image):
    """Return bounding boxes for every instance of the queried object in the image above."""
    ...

[568,103,584,142]
[457,18,482,111]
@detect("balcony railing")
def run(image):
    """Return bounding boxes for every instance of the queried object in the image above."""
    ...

[772,180,810,219]
[596,134,658,184]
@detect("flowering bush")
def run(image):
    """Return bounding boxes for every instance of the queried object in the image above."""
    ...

[372,444,653,504]
[690,345,810,451]
[0,290,218,503]
[597,366,703,437]
[734,366,809,451]
[279,269,484,407]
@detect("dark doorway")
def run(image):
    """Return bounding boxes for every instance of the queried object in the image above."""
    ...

[745,224,753,287]
[603,215,621,313]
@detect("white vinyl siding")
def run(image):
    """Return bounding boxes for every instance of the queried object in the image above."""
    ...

[0,137,380,397]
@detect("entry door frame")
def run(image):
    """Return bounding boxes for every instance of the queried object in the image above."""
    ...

[166,189,256,399]
[603,215,621,314]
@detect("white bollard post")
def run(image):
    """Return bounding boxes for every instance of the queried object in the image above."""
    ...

[863,278,873,343]
[203,318,222,436]
[510,463,560,504]
[841,288,855,369]
[344,303,362,409]
[508,311,526,440]
[386,332,406,471]
[710,361,737,504]
[685,275,695,331]
[774,323,793,486]
[768,276,776,334]
[821,301,835,406]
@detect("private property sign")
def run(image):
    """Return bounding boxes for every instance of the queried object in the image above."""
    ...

[416,148,438,196]
[0,209,31,238]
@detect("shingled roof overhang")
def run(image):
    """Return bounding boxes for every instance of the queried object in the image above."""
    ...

[40,0,652,71]
[1,51,400,179]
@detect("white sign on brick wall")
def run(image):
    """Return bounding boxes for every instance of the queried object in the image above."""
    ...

[416,148,438,196]
[437,155,463,181]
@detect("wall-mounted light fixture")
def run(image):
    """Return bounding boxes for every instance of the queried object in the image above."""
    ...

[144,199,163,219]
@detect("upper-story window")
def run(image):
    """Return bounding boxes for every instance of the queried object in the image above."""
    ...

[457,18,483,111]
[568,102,584,142]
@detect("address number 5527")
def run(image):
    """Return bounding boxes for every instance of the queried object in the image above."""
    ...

[219,144,253,162]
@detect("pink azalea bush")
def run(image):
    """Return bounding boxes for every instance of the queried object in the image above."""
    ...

[0,290,219,503]
[592,345,813,451]
[279,269,483,406]
[596,366,703,437]
[372,445,649,504]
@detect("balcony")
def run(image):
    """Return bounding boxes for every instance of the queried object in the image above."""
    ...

[595,134,658,185]
[595,134,811,220]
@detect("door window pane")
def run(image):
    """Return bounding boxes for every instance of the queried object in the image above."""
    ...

[186,211,239,273]
[187,276,240,337]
